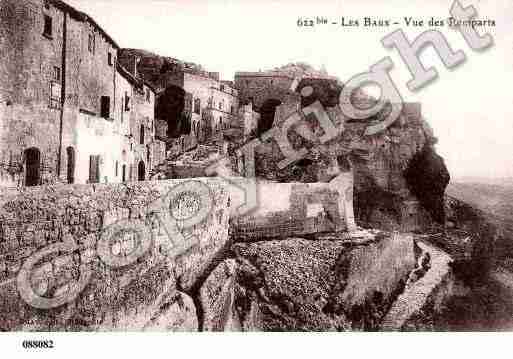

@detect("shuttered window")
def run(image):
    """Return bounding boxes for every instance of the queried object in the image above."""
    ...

[89,155,100,183]
[101,96,110,119]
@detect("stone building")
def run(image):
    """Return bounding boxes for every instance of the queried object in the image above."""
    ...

[119,50,240,149]
[0,0,164,187]
[163,67,239,144]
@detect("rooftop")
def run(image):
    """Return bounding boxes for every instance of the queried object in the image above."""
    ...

[49,0,119,49]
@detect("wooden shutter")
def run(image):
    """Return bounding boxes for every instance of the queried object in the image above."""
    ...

[89,155,100,183]
[101,96,110,118]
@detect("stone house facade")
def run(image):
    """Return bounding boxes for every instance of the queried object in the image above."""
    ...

[0,0,164,187]
[164,69,239,144]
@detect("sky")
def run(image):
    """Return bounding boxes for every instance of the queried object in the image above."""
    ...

[66,0,513,180]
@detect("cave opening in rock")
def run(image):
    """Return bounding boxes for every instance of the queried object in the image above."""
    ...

[258,99,282,137]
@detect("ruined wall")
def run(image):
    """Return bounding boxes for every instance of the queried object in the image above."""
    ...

[234,71,300,110]
[231,179,355,240]
[238,103,260,140]
[0,178,230,331]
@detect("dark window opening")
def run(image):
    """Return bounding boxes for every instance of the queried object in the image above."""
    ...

[108,52,113,66]
[146,88,151,102]
[89,155,100,183]
[25,147,41,187]
[43,15,52,38]
[100,96,110,119]
[88,34,95,54]
[140,124,145,145]
[50,81,61,109]
[115,161,119,177]
[66,147,75,184]
[120,97,124,122]
[124,92,131,111]
[122,164,127,182]
[194,98,201,115]
[53,66,61,82]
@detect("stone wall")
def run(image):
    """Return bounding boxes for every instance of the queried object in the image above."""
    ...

[234,71,300,110]
[0,178,230,331]
[231,179,355,240]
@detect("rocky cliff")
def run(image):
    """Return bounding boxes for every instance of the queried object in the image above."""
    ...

[253,83,450,232]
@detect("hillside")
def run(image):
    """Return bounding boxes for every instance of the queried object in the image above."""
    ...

[448,180,513,221]
[447,180,513,268]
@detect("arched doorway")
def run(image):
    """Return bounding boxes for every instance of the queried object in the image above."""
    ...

[258,99,282,137]
[24,147,41,187]
[138,161,146,181]
[66,147,75,184]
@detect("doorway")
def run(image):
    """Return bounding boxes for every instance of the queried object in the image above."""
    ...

[138,161,145,181]
[24,147,41,187]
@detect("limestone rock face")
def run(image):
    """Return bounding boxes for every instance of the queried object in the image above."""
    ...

[231,234,416,331]
[143,291,198,332]
[199,259,241,331]
[254,99,449,232]
[405,145,451,224]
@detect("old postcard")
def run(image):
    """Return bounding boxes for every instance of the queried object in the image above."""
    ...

[0,0,512,356]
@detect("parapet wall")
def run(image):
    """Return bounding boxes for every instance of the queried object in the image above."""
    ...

[0,179,230,331]
[0,176,358,331]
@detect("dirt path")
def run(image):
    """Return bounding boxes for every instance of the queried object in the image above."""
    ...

[381,242,453,331]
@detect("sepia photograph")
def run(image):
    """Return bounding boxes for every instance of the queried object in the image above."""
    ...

[0,0,512,356]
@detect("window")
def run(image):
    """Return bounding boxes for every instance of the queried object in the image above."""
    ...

[230,105,234,114]
[88,33,95,54]
[124,92,131,111]
[146,88,151,102]
[89,155,100,184]
[49,82,61,109]
[66,147,75,184]
[140,125,145,145]
[53,66,60,82]
[115,161,119,177]
[120,97,124,122]
[100,96,110,118]
[194,98,200,115]
[49,65,61,109]
[43,15,52,38]
[108,52,113,66]
[220,84,225,92]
